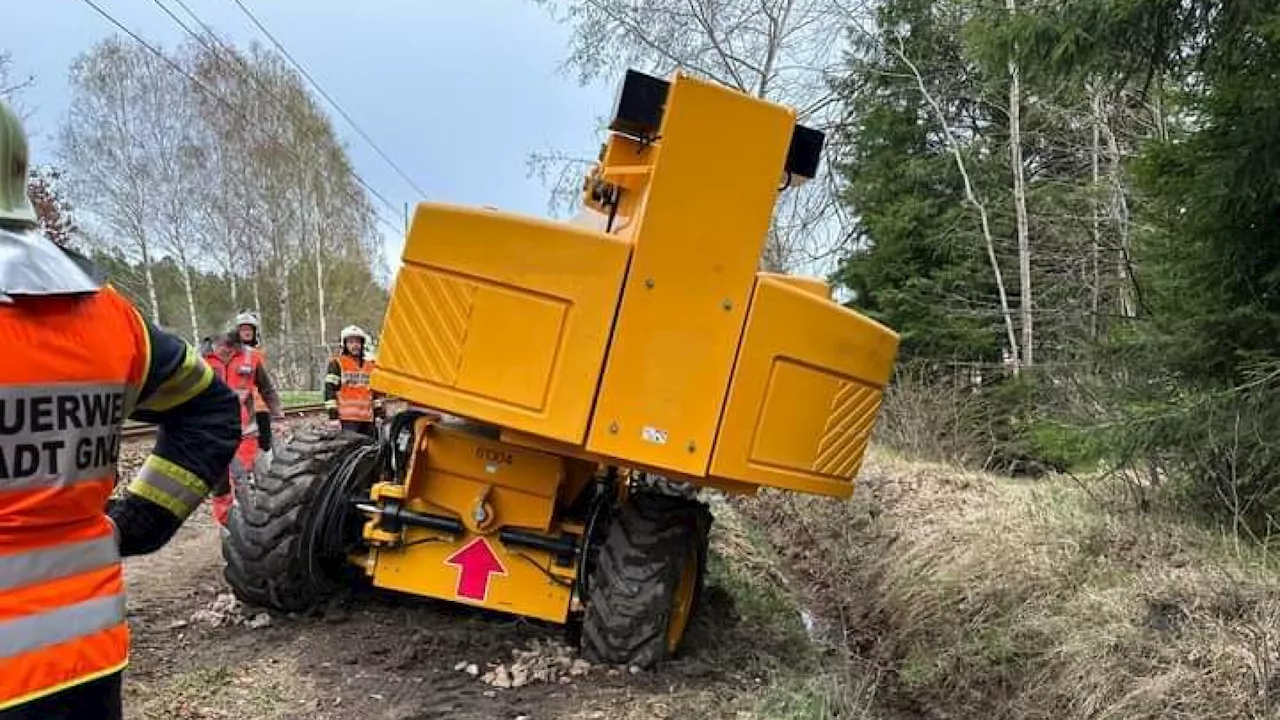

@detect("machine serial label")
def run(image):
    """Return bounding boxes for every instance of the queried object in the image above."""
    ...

[641,426,669,445]
[475,446,514,465]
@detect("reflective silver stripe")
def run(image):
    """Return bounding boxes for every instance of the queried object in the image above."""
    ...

[0,535,119,592]
[133,459,205,516]
[137,345,212,412]
[0,592,126,660]
[339,398,373,419]
[0,382,127,492]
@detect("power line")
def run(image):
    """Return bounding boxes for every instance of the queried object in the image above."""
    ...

[77,0,405,238]
[226,0,430,201]
[146,0,405,225]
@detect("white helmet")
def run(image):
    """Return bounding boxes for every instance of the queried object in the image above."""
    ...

[340,325,368,344]
[233,310,260,330]
[229,310,261,346]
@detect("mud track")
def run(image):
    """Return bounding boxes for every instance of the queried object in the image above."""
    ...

[116,421,808,720]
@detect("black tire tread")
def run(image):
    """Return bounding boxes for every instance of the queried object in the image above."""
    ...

[581,490,712,668]
[220,426,370,611]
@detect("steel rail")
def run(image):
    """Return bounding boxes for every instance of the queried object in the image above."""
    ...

[120,402,329,440]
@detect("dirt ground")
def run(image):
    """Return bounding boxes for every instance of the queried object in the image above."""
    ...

[115,421,826,720]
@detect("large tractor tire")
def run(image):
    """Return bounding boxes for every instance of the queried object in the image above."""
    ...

[581,490,713,668]
[222,426,377,612]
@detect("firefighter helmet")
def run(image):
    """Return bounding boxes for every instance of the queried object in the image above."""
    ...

[233,310,260,330]
[0,99,37,229]
[337,324,368,348]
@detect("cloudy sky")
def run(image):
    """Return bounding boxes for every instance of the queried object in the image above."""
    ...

[4,0,615,273]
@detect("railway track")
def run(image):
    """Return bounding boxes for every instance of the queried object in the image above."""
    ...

[121,401,329,440]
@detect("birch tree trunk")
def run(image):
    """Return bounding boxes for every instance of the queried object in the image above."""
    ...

[1007,0,1032,367]
[178,250,199,343]
[139,237,161,324]
[302,170,327,347]
[314,209,327,346]
[1090,88,1103,340]
[1101,118,1136,319]
[275,236,293,347]
[893,36,1022,371]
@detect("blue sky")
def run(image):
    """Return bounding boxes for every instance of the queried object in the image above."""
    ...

[5,0,615,274]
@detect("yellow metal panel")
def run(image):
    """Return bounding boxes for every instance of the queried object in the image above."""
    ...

[580,134,654,241]
[406,425,565,533]
[372,529,574,623]
[709,275,900,497]
[368,425,573,623]
[813,382,883,479]
[456,287,566,411]
[375,270,474,386]
[748,360,838,469]
[586,73,797,476]
[373,203,631,444]
[497,428,756,495]
[759,272,831,300]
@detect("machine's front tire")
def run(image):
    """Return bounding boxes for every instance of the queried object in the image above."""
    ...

[222,426,374,612]
[581,490,712,668]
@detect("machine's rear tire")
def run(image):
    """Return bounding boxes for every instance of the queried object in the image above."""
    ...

[581,490,712,668]
[222,426,374,612]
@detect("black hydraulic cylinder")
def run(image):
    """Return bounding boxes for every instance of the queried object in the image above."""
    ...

[397,508,464,534]
[357,498,579,564]
[499,528,579,561]
[355,499,463,535]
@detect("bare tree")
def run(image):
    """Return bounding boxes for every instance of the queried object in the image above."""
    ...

[533,0,861,271]
[1006,0,1033,366]
[1099,103,1137,320]
[59,39,167,322]
[0,51,34,105]
[57,34,388,386]
[888,33,1022,370]
[1089,87,1103,340]
[146,47,212,344]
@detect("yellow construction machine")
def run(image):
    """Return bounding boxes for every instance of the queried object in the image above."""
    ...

[221,69,900,668]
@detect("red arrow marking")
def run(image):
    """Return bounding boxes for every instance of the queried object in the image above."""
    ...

[445,537,507,603]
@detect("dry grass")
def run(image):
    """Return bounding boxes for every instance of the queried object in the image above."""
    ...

[740,449,1280,720]
[701,496,885,719]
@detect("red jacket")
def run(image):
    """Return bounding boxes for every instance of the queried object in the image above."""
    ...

[204,344,279,437]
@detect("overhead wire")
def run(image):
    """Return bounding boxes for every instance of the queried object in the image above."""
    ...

[156,0,408,226]
[226,0,430,201]
[77,0,406,238]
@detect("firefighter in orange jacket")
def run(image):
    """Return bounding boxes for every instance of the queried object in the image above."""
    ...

[0,99,240,719]
[324,325,384,437]
[231,310,279,460]
[204,320,283,526]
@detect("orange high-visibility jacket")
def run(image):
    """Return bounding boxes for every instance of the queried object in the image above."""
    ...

[204,345,263,439]
[324,354,382,422]
[0,288,148,708]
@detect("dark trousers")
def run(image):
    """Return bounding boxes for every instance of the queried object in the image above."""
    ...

[341,420,376,437]
[0,671,122,720]
[256,411,273,451]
